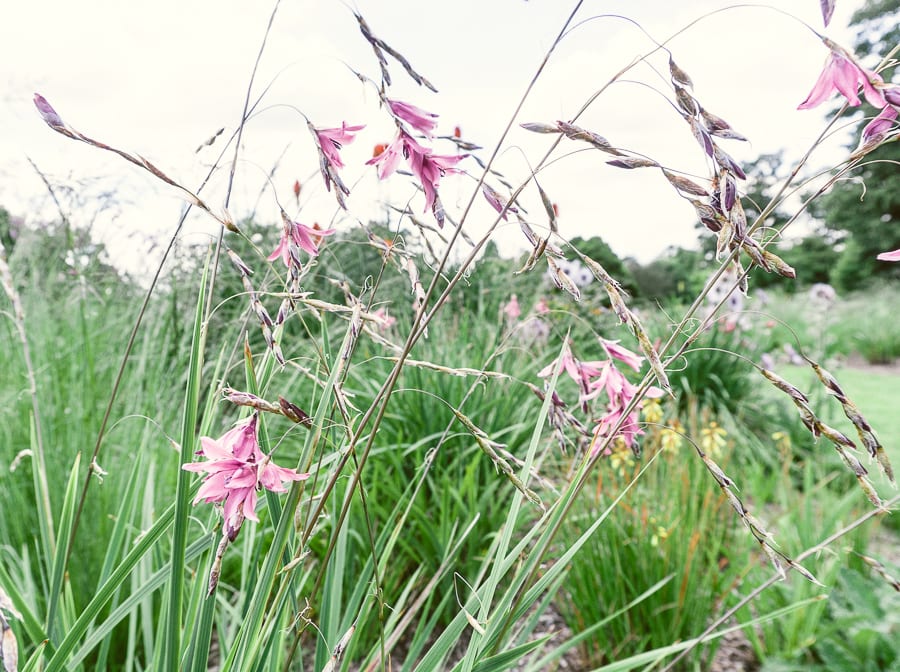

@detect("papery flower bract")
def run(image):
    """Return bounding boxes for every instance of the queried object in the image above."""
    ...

[183,414,308,539]
[33,93,65,128]
[388,99,438,137]
[798,48,886,110]
[313,122,364,170]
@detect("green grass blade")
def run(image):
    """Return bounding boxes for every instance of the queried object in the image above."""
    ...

[44,452,80,642]
[471,635,552,672]
[164,253,210,671]
[69,532,214,668]
[43,497,179,672]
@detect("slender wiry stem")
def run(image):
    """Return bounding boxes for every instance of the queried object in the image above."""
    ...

[660,493,900,672]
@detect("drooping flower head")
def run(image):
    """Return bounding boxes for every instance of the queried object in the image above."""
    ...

[388,99,438,137]
[798,41,886,110]
[312,121,365,170]
[183,414,308,539]
[269,210,336,266]
[367,131,465,226]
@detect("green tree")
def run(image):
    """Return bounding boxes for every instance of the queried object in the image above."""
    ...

[812,0,900,290]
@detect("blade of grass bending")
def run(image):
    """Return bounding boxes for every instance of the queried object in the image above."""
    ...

[89,447,146,668]
[524,576,673,672]
[97,449,145,586]
[28,415,55,576]
[457,336,569,672]
[222,320,354,672]
[0,561,48,657]
[498,451,662,643]
[315,478,351,670]
[416,341,567,672]
[185,539,217,672]
[164,251,211,671]
[43,492,180,670]
[593,597,824,672]
[44,452,80,642]
[471,635,553,672]
[69,532,214,668]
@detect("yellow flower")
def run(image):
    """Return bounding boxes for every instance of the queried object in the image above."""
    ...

[660,420,684,453]
[609,442,634,475]
[700,421,727,457]
[772,431,792,453]
[642,399,663,424]
[650,525,670,547]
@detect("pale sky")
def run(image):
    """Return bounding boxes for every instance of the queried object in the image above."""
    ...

[0,0,873,272]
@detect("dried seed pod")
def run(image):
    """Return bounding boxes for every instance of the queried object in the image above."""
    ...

[607,157,659,170]
[700,107,748,141]
[556,120,624,155]
[761,250,796,279]
[806,358,894,482]
[669,56,694,88]
[663,170,709,197]
[674,85,699,116]
[759,369,819,436]
[546,257,581,301]
[520,121,561,134]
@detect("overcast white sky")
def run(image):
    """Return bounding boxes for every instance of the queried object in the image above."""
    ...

[0,0,874,272]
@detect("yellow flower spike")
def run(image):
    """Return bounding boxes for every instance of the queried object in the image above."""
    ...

[642,399,663,424]
[700,421,728,458]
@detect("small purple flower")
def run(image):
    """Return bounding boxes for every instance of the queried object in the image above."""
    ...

[406,143,465,220]
[798,46,886,110]
[388,99,438,137]
[183,414,308,540]
[313,121,364,170]
[820,0,836,27]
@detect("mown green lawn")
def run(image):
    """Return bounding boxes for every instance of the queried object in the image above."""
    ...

[782,363,900,474]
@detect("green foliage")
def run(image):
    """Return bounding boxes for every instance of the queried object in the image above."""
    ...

[808,565,900,671]
[628,246,710,302]
[559,439,747,669]
[810,0,900,290]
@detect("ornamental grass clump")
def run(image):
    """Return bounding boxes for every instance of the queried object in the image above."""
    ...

[4,2,900,671]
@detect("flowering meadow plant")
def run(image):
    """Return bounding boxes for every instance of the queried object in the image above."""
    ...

[3,1,899,671]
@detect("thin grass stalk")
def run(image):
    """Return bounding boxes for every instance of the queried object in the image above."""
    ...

[0,240,54,557]
[163,251,210,670]
[658,492,900,672]
[220,321,356,672]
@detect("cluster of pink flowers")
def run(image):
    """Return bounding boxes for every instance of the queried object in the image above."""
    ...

[538,338,663,454]
[798,39,900,261]
[368,98,465,227]
[183,414,308,540]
